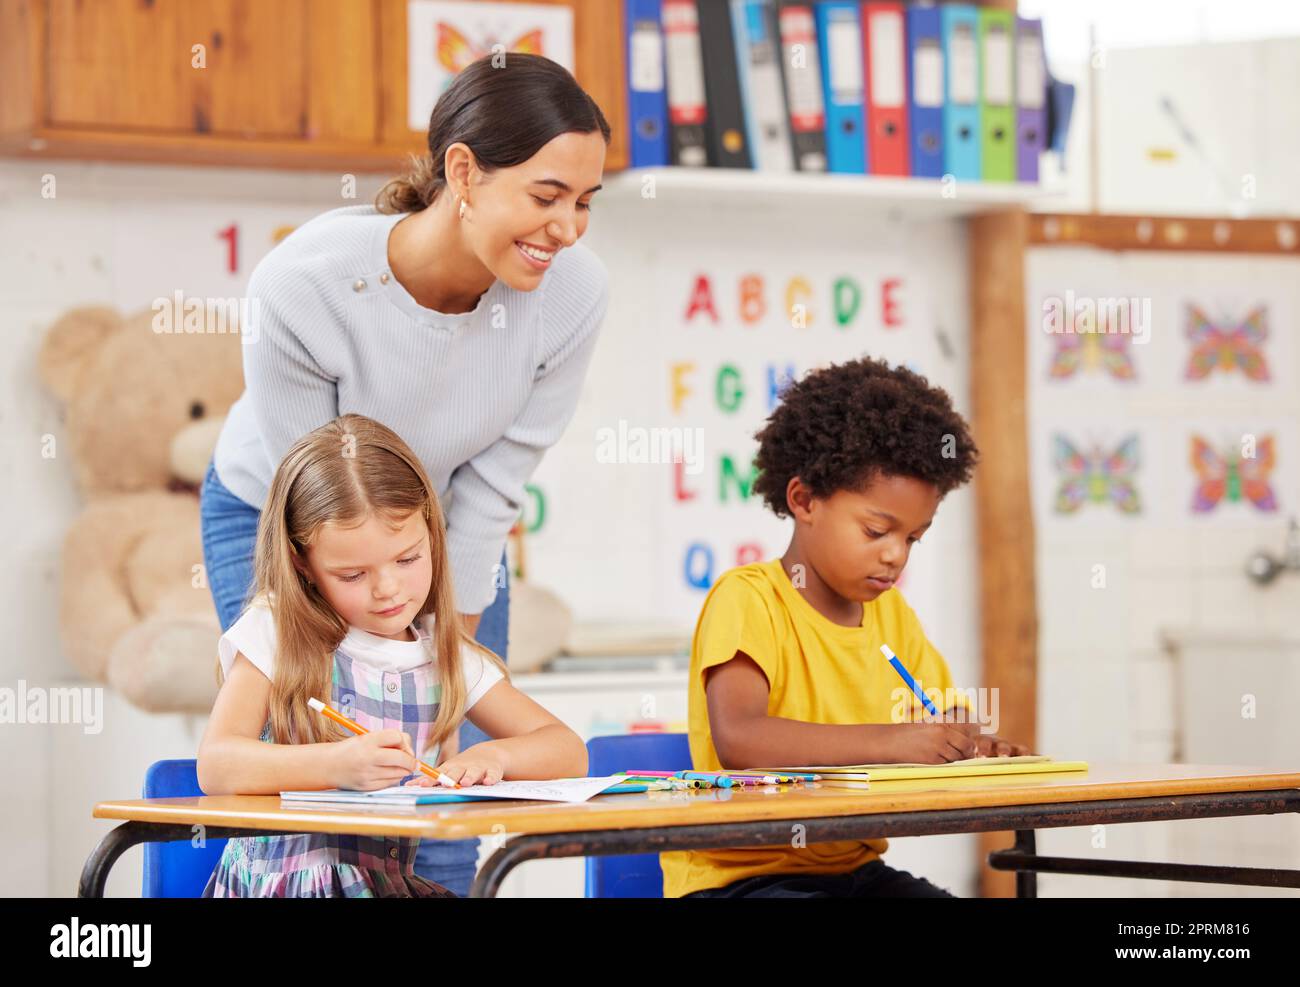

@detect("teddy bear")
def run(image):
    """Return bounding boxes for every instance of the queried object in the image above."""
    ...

[39,303,245,713]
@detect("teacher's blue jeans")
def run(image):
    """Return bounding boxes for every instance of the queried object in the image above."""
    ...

[199,459,509,897]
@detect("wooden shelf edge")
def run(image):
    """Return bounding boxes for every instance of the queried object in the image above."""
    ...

[1030,212,1300,255]
[602,166,1062,216]
[0,126,427,175]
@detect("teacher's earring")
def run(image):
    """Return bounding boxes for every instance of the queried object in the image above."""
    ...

[458,197,468,221]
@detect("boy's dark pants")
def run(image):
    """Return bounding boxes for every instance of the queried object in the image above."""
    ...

[683,858,956,898]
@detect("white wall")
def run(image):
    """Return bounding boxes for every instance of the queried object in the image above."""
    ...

[1021,5,1300,218]
[1020,0,1300,65]
[0,161,391,896]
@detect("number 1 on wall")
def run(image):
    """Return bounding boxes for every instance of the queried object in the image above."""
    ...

[217,223,238,275]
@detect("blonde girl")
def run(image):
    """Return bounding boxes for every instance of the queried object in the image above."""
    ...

[197,414,586,897]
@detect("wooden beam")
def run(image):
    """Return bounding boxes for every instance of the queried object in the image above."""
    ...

[968,207,1038,899]
[1030,212,1300,255]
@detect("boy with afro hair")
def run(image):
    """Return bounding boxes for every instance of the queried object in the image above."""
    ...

[660,357,1030,898]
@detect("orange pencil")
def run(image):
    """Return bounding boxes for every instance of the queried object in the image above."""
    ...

[307,696,459,789]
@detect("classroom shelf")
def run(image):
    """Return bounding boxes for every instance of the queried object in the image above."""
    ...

[602,166,1063,217]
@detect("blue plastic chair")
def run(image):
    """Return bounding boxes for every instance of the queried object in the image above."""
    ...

[141,759,228,897]
[583,733,692,898]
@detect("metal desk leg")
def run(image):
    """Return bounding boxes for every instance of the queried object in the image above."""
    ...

[78,821,190,898]
[79,823,293,898]
[1014,829,1037,898]
[469,833,577,898]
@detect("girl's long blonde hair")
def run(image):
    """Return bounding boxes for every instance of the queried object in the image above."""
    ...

[222,414,506,756]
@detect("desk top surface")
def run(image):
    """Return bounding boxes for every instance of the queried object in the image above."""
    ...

[92,763,1300,840]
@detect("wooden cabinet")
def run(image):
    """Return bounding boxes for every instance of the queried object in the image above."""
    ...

[46,0,310,138]
[0,0,627,172]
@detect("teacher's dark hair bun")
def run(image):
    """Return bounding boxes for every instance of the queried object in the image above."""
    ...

[376,52,611,214]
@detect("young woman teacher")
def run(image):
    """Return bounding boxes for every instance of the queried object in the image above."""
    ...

[198,54,611,896]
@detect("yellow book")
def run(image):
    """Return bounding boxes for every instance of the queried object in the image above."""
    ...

[745,755,1089,785]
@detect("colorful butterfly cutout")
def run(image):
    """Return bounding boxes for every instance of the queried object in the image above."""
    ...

[1190,434,1278,513]
[437,23,545,75]
[1052,434,1142,514]
[1047,306,1137,380]
[1184,305,1270,381]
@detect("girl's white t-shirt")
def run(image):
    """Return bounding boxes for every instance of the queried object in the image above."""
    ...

[218,604,503,711]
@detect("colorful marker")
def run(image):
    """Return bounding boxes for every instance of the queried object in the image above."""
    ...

[726,774,812,785]
[678,771,734,788]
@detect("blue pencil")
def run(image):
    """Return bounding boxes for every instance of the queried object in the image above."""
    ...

[880,643,939,717]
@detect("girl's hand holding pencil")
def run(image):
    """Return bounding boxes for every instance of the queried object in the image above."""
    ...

[331,728,429,791]
[403,746,506,788]
[308,696,460,790]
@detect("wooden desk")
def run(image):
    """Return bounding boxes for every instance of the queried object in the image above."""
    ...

[81,763,1300,897]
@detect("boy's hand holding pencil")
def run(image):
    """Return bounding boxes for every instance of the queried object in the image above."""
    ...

[880,722,982,763]
[944,720,1032,758]
[879,645,1032,762]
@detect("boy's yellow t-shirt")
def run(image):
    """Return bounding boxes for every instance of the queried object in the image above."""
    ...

[659,558,969,898]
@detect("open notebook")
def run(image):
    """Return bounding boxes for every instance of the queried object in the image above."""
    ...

[744,755,1090,787]
[280,775,628,806]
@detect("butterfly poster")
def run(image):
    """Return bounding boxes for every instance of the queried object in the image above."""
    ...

[1046,321,1138,381]
[1043,298,1140,382]
[1188,433,1279,514]
[1050,433,1143,516]
[407,1,575,131]
[1183,304,1271,382]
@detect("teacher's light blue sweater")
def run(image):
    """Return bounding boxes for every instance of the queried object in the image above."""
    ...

[213,204,609,614]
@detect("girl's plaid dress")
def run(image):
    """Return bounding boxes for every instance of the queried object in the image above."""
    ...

[203,646,456,898]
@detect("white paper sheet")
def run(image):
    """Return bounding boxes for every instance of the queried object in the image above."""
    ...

[387,775,625,802]
[282,775,625,804]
